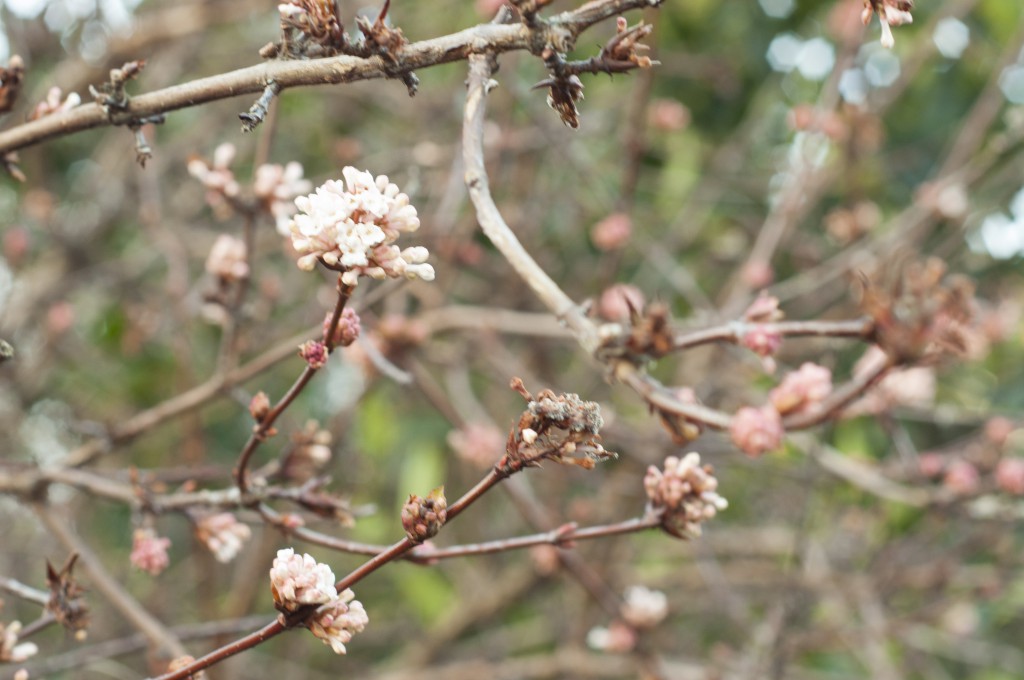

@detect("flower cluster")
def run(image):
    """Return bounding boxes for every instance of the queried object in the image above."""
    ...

[620,585,668,629]
[194,513,252,563]
[324,308,361,348]
[130,528,171,576]
[255,162,312,234]
[287,167,434,285]
[269,549,368,654]
[643,452,728,539]
[205,234,249,283]
[862,0,913,49]
[188,143,240,213]
[730,405,784,457]
[401,486,448,542]
[770,363,832,415]
[0,621,37,663]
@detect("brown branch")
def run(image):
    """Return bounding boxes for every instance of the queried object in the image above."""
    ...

[0,0,661,155]
[669,317,874,354]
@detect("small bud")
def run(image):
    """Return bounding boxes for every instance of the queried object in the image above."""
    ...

[943,460,979,496]
[324,308,361,347]
[299,340,329,369]
[521,427,538,445]
[249,391,271,421]
[730,406,784,458]
[401,486,448,542]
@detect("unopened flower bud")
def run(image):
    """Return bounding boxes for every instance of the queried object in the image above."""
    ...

[401,486,448,542]
[730,406,784,457]
[299,340,329,369]
[324,308,361,347]
[995,458,1024,496]
[249,391,271,421]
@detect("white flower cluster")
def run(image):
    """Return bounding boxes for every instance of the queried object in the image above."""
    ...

[288,167,434,285]
[0,621,37,663]
[269,549,368,655]
[620,585,668,629]
[255,162,312,235]
[643,452,728,538]
[195,512,252,563]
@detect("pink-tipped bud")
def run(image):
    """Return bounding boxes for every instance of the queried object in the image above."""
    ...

[917,452,945,478]
[743,293,783,323]
[299,340,329,369]
[130,528,171,576]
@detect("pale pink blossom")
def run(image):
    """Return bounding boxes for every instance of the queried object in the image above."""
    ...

[995,458,1024,496]
[620,586,668,629]
[29,86,80,120]
[648,98,690,132]
[984,417,1015,448]
[288,167,433,285]
[743,293,784,323]
[130,528,171,576]
[943,460,980,496]
[307,589,369,654]
[918,452,945,478]
[0,621,38,663]
[590,212,632,251]
[730,406,784,457]
[448,423,505,469]
[269,548,337,611]
[586,620,637,653]
[849,346,936,415]
[205,234,249,282]
[644,452,728,538]
[254,161,312,234]
[324,308,361,347]
[742,325,782,358]
[194,513,251,563]
[188,143,240,199]
[770,363,832,415]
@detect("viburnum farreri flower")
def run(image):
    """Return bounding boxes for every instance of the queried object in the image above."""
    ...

[287,167,434,286]
[644,452,728,539]
[269,549,368,655]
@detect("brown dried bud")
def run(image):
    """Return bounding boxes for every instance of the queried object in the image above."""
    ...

[401,486,448,542]
[249,391,272,422]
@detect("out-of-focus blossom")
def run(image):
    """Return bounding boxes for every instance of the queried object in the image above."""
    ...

[194,513,251,563]
[205,234,249,282]
[596,284,645,322]
[529,545,561,575]
[29,86,80,120]
[984,417,1015,448]
[46,301,75,337]
[770,363,832,415]
[620,586,668,629]
[307,589,369,655]
[730,406,784,457]
[189,144,241,218]
[269,548,338,611]
[915,181,969,220]
[130,528,171,576]
[590,212,632,251]
[254,162,312,235]
[995,458,1024,496]
[742,325,783,358]
[918,452,945,478]
[824,201,881,243]
[0,621,37,663]
[288,167,433,285]
[741,261,775,289]
[648,98,690,132]
[943,460,979,496]
[848,346,936,415]
[448,423,505,469]
[324,308,361,347]
[644,452,728,538]
[586,620,637,653]
[743,293,784,323]
[282,420,333,482]
[3,227,30,267]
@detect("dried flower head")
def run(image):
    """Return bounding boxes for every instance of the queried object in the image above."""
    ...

[541,74,585,129]
[130,528,171,576]
[278,0,347,55]
[0,621,37,663]
[288,168,433,285]
[45,554,89,636]
[194,513,252,563]
[770,363,833,415]
[502,378,616,472]
[644,452,728,539]
[730,406,784,457]
[401,486,448,542]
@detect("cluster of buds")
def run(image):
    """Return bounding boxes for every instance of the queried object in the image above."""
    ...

[277,0,347,56]
[255,162,312,234]
[401,486,448,542]
[29,86,81,121]
[603,18,655,70]
[269,549,368,654]
[299,340,330,369]
[862,0,914,49]
[193,512,252,563]
[741,294,784,366]
[644,452,728,539]
[287,167,434,285]
[323,308,361,348]
[129,528,171,576]
[620,585,669,629]
[502,378,616,473]
[205,234,249,284]
[860,257,976,362]
[188,143,241,218]
[730,405,784,457]
[770,363,832,416]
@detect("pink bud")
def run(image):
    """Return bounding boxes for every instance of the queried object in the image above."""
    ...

[742,325,782,357]
[299,340,329,369]
[995,458,1024,496]
[597,284,645,322]
[648,98,690,132]
[590,212,632,251]
[730,406,784,458]
[324,308,361,347]
[770,363,832,415]
[130,528,171,576]
[743,293,783,323]
[943,460,979,496]
[984,417,1015,448]
[917,452,945,479]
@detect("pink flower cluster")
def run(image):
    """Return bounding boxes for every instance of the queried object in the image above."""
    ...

[255,162,312,234]
[269,549,368,655]
[643,452,728,538]
[288,167,434,285]
[130,528,171,576]
[205,234,249,282]
[730,406,784,457]
[194,513,252,563]
[770,363,832,415]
